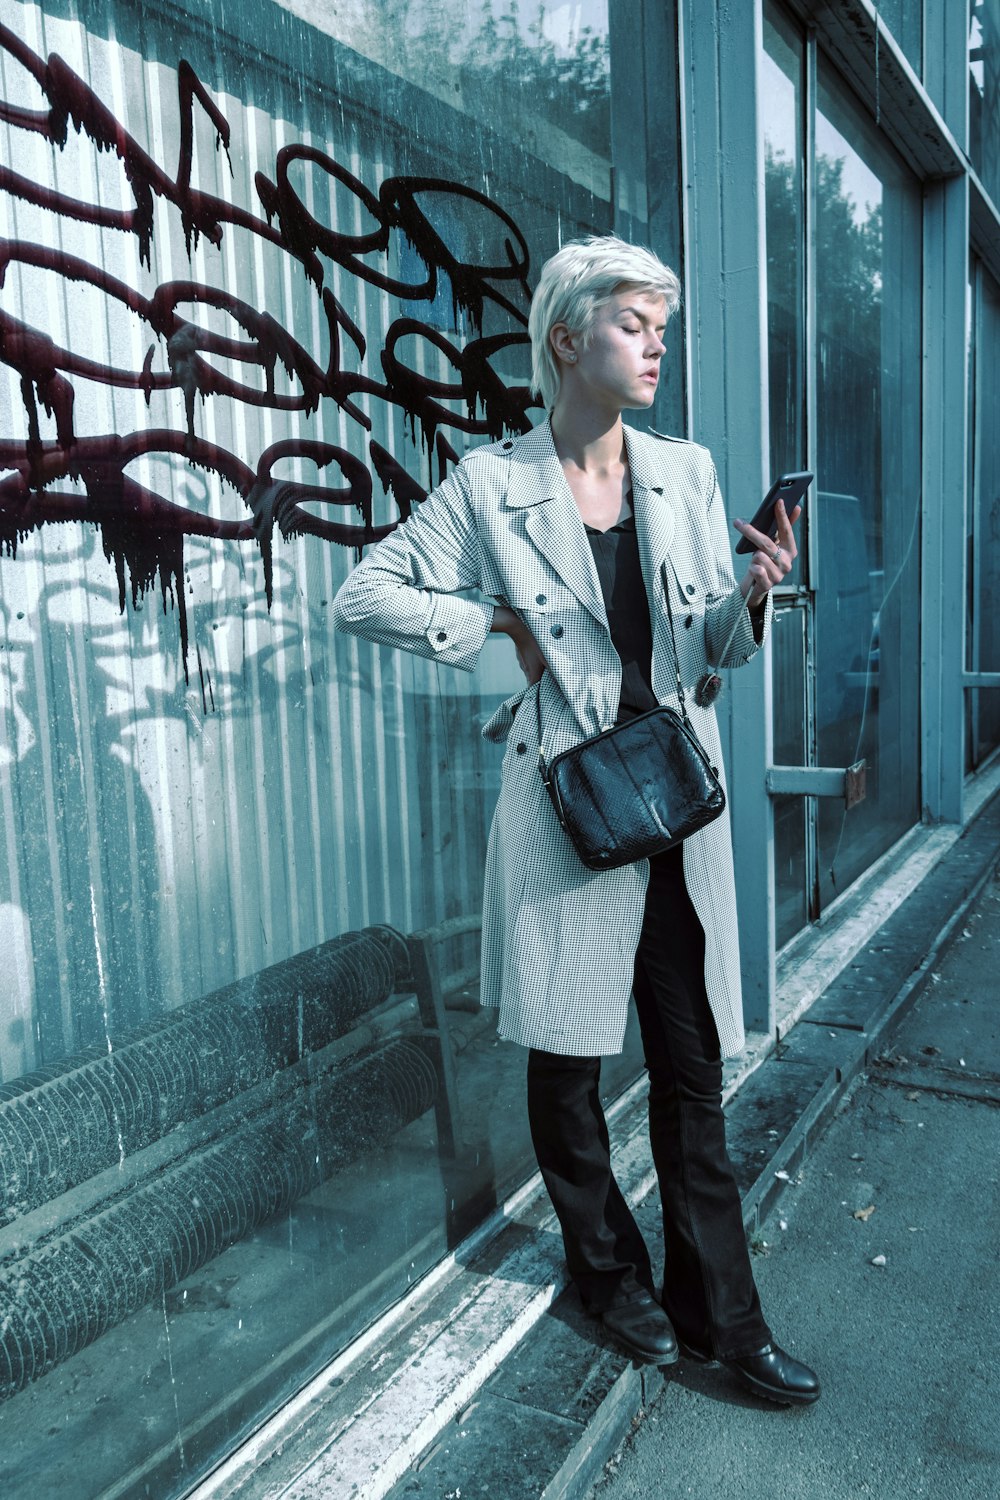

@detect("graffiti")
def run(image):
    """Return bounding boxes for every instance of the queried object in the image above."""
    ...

[0,22,537,668]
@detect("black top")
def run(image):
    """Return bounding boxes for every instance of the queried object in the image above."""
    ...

[584,491,659,723]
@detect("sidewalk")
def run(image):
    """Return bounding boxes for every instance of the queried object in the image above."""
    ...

[591,865,1000,1500]
[376,790,1000,1500]
[202,786,1000,1500]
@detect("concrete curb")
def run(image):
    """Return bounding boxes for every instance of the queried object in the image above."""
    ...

[386,790,1000,1500]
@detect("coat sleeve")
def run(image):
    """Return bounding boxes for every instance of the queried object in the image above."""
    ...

[331,461,494,673]
[702,459,773,668]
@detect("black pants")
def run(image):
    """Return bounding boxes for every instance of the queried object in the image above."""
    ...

[526,844,771,1361]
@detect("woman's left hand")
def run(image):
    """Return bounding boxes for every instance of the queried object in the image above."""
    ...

[733,498,802,609]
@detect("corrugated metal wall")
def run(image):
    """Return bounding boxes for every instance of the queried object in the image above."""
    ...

[0,0,524,1078]
[0,7,642,1492]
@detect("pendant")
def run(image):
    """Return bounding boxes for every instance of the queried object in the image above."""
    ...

[694,672,723,708]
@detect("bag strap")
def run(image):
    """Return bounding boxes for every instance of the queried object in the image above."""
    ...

[535,562,692,769]
[659,562,694,730]
[535,676,548,776]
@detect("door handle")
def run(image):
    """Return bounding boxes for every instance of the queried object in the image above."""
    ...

[766,760,866,809]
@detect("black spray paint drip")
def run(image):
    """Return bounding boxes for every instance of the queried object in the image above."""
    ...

[0,37,537,679]
[0,489,190,679]
[99,510,189,674]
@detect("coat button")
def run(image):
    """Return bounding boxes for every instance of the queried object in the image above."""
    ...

[550,624,564,638]
[535,592,547,604]
[502,440,513,450]
[685,583,696,596]
[515,741,527,754]
[685,615,693,628]
[436,630,447,642]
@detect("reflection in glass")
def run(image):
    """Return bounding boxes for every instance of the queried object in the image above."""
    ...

[813,65,921,905]
[877,0,923,80]
[0,1,653,1496]
[970,0,1000,208]
[761,5,809,944]
[761,4,806,589]
[317,0,612,185]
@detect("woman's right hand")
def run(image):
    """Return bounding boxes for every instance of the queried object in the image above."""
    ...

[513,631,547,686]
[491,606,547,686]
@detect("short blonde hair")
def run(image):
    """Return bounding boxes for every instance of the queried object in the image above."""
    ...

[528,235,682,412]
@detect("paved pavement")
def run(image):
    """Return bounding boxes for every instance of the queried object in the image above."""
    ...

[591,871,1000,1500]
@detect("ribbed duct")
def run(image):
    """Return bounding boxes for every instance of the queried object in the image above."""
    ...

[0,1037,438,1401]
[0,928,403,1225]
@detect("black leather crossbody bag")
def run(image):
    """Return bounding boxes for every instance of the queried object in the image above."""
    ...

[535,569,725,871]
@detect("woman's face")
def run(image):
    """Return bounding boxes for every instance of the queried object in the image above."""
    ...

[556,290,667,413]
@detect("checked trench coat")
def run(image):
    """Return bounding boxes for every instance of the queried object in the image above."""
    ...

[332,419,772,1059]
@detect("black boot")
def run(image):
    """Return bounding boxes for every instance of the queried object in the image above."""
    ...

[602,1292,679,1364]
[680,1338,820,1405]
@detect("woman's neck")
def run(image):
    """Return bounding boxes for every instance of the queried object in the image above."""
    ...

[549,406,625,476]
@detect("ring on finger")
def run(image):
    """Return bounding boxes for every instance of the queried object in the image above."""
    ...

[772,545,783,564]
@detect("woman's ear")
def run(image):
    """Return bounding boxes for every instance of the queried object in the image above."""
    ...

[549,322,578,366]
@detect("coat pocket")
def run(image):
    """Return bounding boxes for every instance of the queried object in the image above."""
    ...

[502,580,577,619]
[481,684,530,744]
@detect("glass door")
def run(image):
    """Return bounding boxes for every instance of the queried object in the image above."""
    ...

[966,260,1000,766]
[761,3,923,942]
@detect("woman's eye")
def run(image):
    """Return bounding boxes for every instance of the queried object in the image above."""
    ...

[622,325,641,334]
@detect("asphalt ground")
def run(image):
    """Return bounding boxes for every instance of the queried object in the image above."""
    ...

[590,871,1000,1500]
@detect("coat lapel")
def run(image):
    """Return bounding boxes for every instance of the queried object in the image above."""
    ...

[503,421,680,630]
[505,420,608,629]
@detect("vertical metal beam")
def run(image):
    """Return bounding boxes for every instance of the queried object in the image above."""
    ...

[922,0,970,147]
[803,24,820,916]
[921,0,971,820]
[643,0,686,433]
[679,0,774,1034]
[921,172,969,824]
[611,0,685,434]
[968,259,983,761]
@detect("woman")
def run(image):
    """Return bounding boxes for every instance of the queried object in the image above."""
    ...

[333,236,818,1405]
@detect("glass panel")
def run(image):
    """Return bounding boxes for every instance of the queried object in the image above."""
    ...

[0,2,662,1495]
[968,265,1000,763]
[760,1,806,588]
[771,606,809,946]
[970,0,1000,209]
[761,4,809,950]
[812,63,922,907]
[878,0,923,80]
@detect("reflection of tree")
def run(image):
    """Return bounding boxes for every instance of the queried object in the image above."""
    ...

[462,2,610,152]
[766,144,882,337]
[362,0,610,154]
[764,142,803,474]
[765,140,884,484]
[814,155,882,335]
[813,150,883,527]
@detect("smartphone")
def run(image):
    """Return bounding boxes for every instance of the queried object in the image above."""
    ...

[734,471,813,554]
